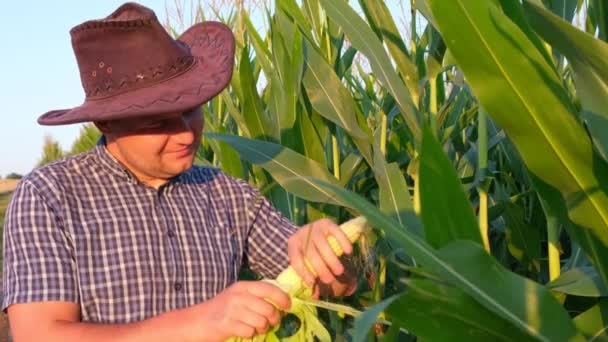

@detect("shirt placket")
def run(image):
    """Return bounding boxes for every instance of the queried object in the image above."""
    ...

[153,185,183,309]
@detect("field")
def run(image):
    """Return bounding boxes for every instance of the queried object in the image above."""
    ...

[0,182,15,341]
[0,179,17,226]
[0,179,18,194]
[0,193,10,226]
[0,180,17,272]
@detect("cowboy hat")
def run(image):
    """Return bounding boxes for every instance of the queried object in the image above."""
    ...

[38,2,235,125]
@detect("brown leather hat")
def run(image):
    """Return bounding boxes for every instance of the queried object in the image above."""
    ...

[38,2,235,126]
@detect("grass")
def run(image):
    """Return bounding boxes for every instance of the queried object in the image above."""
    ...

[0,192,11,224]
[0,192,11,271]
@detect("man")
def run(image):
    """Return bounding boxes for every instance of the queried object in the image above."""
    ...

[2,3,356,341]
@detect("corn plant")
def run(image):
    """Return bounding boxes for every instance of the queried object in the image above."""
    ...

[167,0,608,340]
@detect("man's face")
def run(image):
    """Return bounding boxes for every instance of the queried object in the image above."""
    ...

[98,106,204,182]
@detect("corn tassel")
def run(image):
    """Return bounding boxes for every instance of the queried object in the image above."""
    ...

[229,216,370,342]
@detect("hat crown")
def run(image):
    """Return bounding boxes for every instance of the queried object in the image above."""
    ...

[69,3,195,100]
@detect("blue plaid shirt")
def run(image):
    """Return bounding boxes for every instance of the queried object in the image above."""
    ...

[2,145,297,323]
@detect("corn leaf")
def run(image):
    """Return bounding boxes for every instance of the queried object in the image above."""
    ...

[207,134,341,204]
[202,120,244,179]
[353,295,400,342]
[239,48,280,141]
[359,0,420,104]
[339,153,363,187]
[573,298,608,340]
[503,203,542,270]
[419,126,482,248]
[311,180,580,341]
[386,278,534,342]
[318,0,421,141]
[302,38,372,164]
[427,0,608,285]
[549,267,608,297]
[523,0,608,162]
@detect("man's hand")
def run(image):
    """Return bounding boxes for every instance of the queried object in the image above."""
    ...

[8,281,290,342]
[192,281,291,341]
[288,218,358,298]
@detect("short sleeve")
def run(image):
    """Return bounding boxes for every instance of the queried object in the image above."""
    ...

[2,180,78,312]
[244,187,298,279]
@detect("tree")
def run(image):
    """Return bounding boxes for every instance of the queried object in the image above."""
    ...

[69,124,101,155]
[5,173,23,180]
[37,135,64,167]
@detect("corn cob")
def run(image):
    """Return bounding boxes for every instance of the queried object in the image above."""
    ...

[229,216,370,342]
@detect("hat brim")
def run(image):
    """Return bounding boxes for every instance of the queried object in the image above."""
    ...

[38,21,235,126]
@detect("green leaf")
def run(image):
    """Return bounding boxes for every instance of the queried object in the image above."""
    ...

[277,0,315,43]
[573,298,608,339]
[523,0,608,83]
[386,278,533,342]
[207,134,342,205]
[203,125,244,179]
[318,0,421,141]
[353,295,400,342]
[268,183,296,222]
[532,174,608,292]
[339,153,363,186]
[359,0,420,104]
[293,108,326,166]
[373,152,423,237]
[549,267,608,297]
[591,0,607,42]
[311,180,580,341]
[268,18,299,132]
[239,48,279,141]
[548,0,579,21]
[419,126,482,248]
[523,1,608,162]
[428,0,608,284]
[438,240,581,341]
[503,203,541,270]
[497,0,556,69]
[302,38,372,164]
[243,12,273,77]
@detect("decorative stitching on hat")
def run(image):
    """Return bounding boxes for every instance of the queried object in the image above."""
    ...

[84,55,195,99]
[112,66,231,113]
[71,19,153,34]
[104,31,233,111]
[105,45,233,113]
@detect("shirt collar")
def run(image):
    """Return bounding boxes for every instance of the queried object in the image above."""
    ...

[94,142,136,184]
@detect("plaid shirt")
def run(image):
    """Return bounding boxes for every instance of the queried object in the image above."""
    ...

[2,145,297,323]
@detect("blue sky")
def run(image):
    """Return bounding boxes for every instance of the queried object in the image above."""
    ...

[0,1,180,176]
[0,1,406,177]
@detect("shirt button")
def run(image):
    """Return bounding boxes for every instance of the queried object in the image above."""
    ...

[167,229,176,238]
[174,282,183,291]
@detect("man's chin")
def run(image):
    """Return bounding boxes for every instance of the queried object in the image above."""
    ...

[169,158,195,174]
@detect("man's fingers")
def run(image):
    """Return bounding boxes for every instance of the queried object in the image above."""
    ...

[306,244,335,284]
[313,230,344,276]
[289,242,316,286]
[237,307,271,335]
[230,320,256,339]
[245,294,282,326]
[245,281,291,310]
